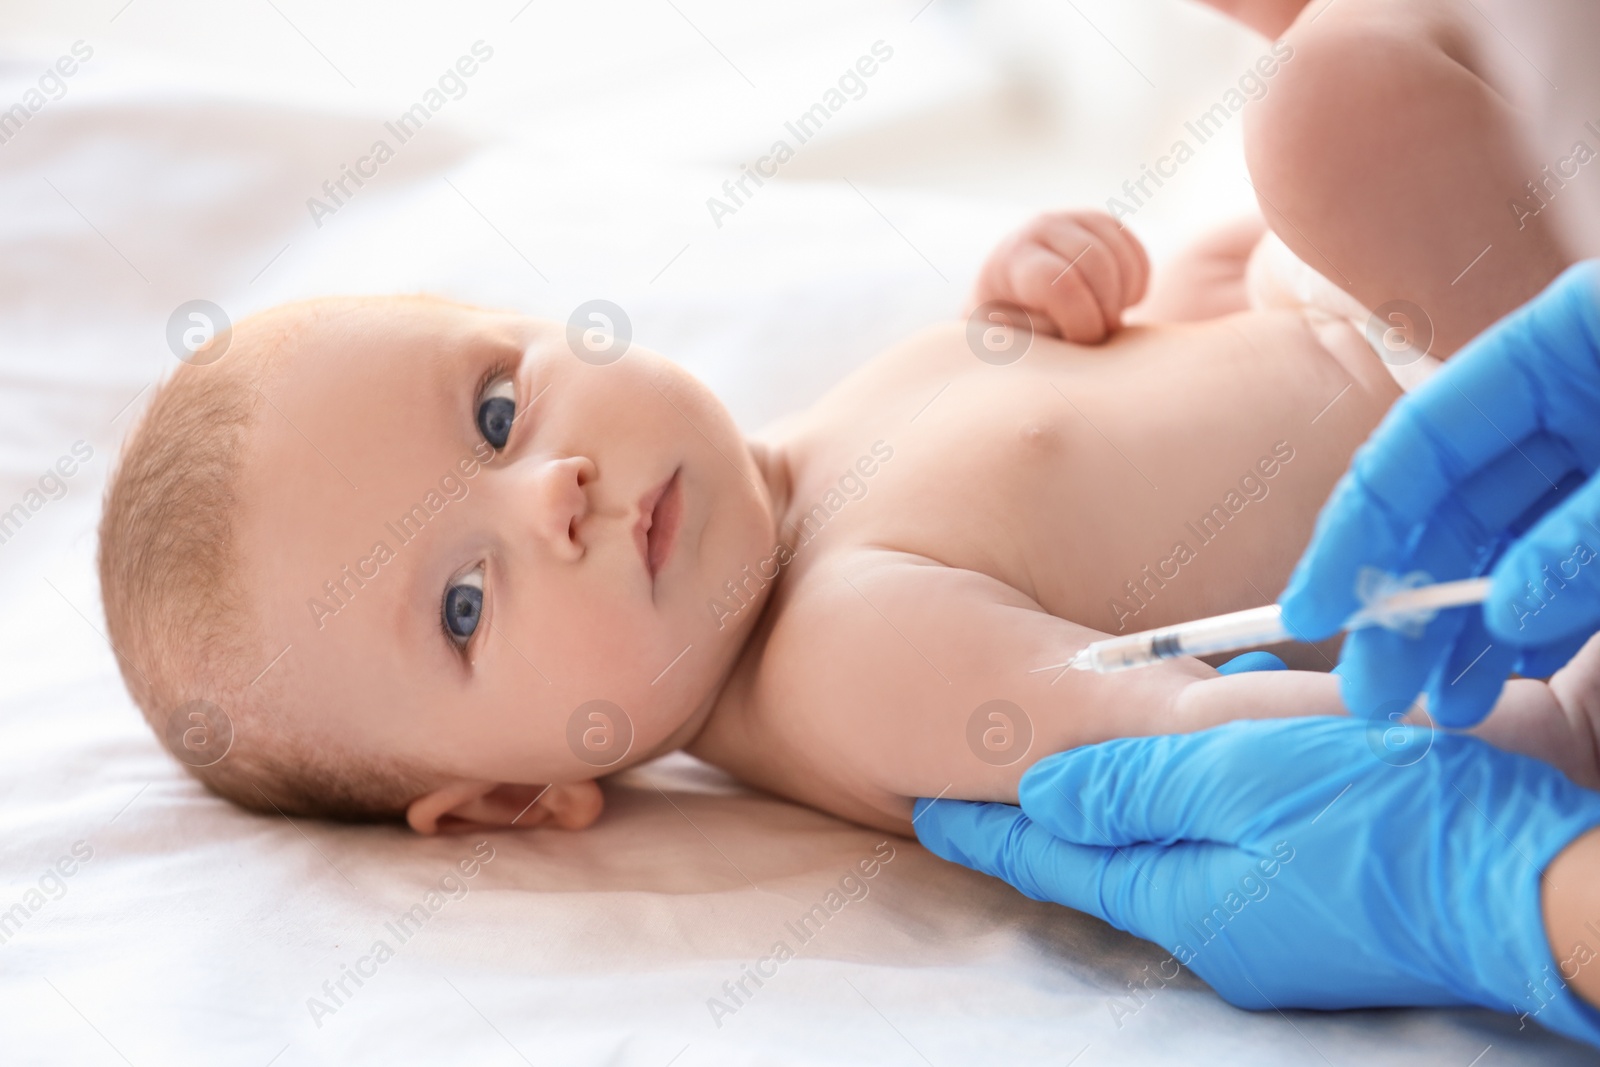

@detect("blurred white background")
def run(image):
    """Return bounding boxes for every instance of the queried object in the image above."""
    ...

[5,0,1266,239]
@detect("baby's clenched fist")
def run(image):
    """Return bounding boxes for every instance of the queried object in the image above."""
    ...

[969,211,1150,344]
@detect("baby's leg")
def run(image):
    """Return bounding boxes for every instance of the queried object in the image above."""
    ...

[1452,633,1600,793]
[1461,636,1600,791]
[1465,680,1599,791]
[1244,4,1572,357]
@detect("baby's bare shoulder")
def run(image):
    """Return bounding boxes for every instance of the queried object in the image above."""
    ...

[734,548,1021,827]
[749,547,1021,747]
[758,548,961,686]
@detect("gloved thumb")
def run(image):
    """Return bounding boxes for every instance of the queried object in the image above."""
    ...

[1488,472,1600,645]
[1216,651,1287,675]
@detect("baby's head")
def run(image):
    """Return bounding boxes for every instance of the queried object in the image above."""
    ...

[100,296,777,833]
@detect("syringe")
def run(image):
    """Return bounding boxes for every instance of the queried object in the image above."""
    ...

[1063,576,1492,674]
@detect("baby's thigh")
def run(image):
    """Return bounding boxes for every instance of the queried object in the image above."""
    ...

[1244,19,1449,199]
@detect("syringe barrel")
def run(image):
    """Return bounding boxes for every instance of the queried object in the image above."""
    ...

[1083,605,1291,673]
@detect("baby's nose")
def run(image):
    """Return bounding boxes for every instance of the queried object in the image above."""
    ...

[526,455,595,560]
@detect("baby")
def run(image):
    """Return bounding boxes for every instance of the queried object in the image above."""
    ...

[97,211,1600,838]
[98,0,1594,836]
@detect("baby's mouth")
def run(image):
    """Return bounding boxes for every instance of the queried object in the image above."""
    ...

[637,467,682,582]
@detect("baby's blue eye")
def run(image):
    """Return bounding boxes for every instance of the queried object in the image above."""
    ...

[477,378,516,449]
[442,568,485,647]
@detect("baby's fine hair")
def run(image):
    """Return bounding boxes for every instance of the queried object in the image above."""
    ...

[98,298,435,822]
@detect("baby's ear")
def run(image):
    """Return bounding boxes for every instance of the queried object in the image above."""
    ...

[405,780,603,836]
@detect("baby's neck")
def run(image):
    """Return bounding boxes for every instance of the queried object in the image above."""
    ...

[636,586,779,769]
[680,607,778,775]
[667,435,799,767]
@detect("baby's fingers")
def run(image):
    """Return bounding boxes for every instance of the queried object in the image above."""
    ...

[1006,242,1111,343]
[1074,213,1150,311]
[1028,223,1124,335]
[970,237,1046,330]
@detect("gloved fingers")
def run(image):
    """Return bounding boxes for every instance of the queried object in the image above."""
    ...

[1489,471,1600,645]
[1332,475,1546,719]
[912,797,1027,885]
[1399,264,1600,476]
[911,795,1213,940]
[1437,432,1581,552]
[1336,607,1467,721]
[1282,264,1600,640]
[1280,436,1556,643]
[1279,468,1414,638]
[911,798,1119,919]
[1496,262,1600,460]
[1331,503,1491,719]
[1016,722,1347,847]
[1345,434,1576,624]
[1332,346,1566,559]
[1343,384,1502,535]
[1425,608,1518,727]
[1215,651,1287,675]
[1276,421,1497,640]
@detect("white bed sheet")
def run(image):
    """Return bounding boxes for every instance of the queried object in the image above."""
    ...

[0,46,1594,1067]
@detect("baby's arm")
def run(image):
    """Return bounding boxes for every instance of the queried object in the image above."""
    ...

[1164,639,1600,792]
[1467,635,1600,792]
[974,211,1272,339]
[753,551,1600,832]
[1128,214,1267,325]
[754,550,1347,831]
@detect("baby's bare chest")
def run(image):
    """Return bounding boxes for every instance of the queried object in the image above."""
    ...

[773,316,1394,630]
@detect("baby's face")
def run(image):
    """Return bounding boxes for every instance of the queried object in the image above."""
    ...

[236,299,774,803]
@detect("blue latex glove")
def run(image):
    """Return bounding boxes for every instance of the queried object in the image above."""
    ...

[1213,650,1286,675]
[914,717,1600,1047]
[1279,261,1600,726]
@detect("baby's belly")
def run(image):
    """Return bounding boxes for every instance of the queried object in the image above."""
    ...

[805,309,1403,641]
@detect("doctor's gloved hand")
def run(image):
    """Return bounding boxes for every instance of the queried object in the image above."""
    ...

[1279,261,1600,726]
[913,717,1600,1047]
